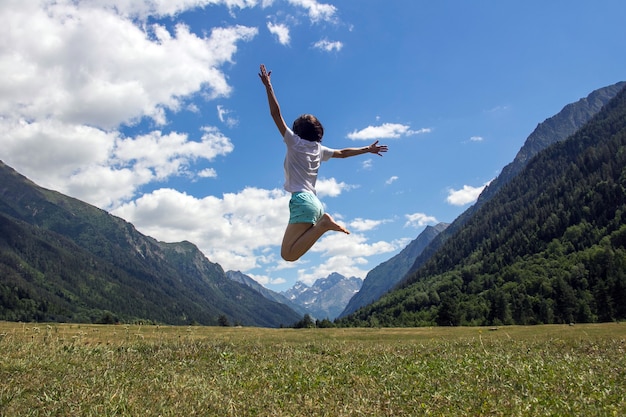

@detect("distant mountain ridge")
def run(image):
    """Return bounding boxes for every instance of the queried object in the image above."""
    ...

[225,270,308,316]
[0,161,301,327]
[281,273,363,320]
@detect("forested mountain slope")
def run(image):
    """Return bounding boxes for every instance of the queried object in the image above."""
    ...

[338,84,626,327]
[0,162,301,327]
[338,223,448,318]
[404,82,626,280]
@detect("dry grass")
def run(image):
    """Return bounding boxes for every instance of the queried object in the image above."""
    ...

[1,322,625,416]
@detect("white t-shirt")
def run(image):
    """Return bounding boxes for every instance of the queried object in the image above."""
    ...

[283,127,336,194]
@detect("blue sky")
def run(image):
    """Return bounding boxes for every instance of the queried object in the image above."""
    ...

[2,0,625,291]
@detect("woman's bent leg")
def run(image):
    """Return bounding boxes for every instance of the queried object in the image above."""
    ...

[281,214,349,262]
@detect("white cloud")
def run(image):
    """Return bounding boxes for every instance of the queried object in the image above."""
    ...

[386,176,399,185]
[0,118,136,207]
[0,1,255,208]
[446,182,491,206]
[296,255,368,285]
[485,105,510,114]
[349,218,386,232]
[114,128,234,179]
[112,186,289,271]
[316,177,355,197]
[247,273,286,286]
[404,212,438,228]
[0,2,257,130]
[294,232,409,285]
[112,185,403,285]
[312,232,404,259]
[470,136,484,142]
[287,0,337,23]
[313,39,343,52]
[81,0,265,19]
[217,105,238,127]
[347,123,431,140]
[1,117,234,209]
[1,119,114,176]
[198,168,218,178]
[267,22,290,45]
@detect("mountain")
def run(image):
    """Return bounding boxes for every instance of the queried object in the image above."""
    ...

[226,270,308,316]
[281,273,363,320]
[0,161,301,327]
[338,82,624,322]
[404,81,626,280]
[338,82,626,327]
[481,81,626,203]
[338,222,448,318]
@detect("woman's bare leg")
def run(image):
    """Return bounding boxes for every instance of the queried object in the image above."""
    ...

[281,213,349,262]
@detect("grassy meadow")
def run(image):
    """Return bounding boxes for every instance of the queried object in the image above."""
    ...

[1,322,625,416]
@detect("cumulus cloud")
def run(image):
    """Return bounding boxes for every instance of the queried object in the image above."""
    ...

[446,181,491,206]
[111,184,400,283]
[316,177,356,197]
[78,0,264,19]
[297,233,410,285]
[347,123,431,140]
[313,39,343,52]
[0,2,257,129]
[349,218,387,232]
[116,128,234,178]
[112,186,289,271]
[313,231,404,259]
[288,0,337,23]
[247,273,286,287]
[404,212,438,228]
[296,254,368,286]
[1,115,235,208]
[0,1,255,208]
[267,22,290,45]
[198,168,218,178]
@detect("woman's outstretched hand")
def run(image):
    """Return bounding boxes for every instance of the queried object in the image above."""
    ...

[259,64,272,88]
[369,140,388,156]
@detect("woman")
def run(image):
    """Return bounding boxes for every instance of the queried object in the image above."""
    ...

[259,64,388,261]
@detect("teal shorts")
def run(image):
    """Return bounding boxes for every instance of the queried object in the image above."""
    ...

[289,192,324,224]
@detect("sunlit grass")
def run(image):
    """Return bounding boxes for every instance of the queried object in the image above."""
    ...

[1,322,625,416]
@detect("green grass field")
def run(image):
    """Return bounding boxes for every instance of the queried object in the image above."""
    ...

[1,322,624,416]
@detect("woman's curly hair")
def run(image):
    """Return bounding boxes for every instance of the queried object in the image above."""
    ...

[292,114,324,142]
